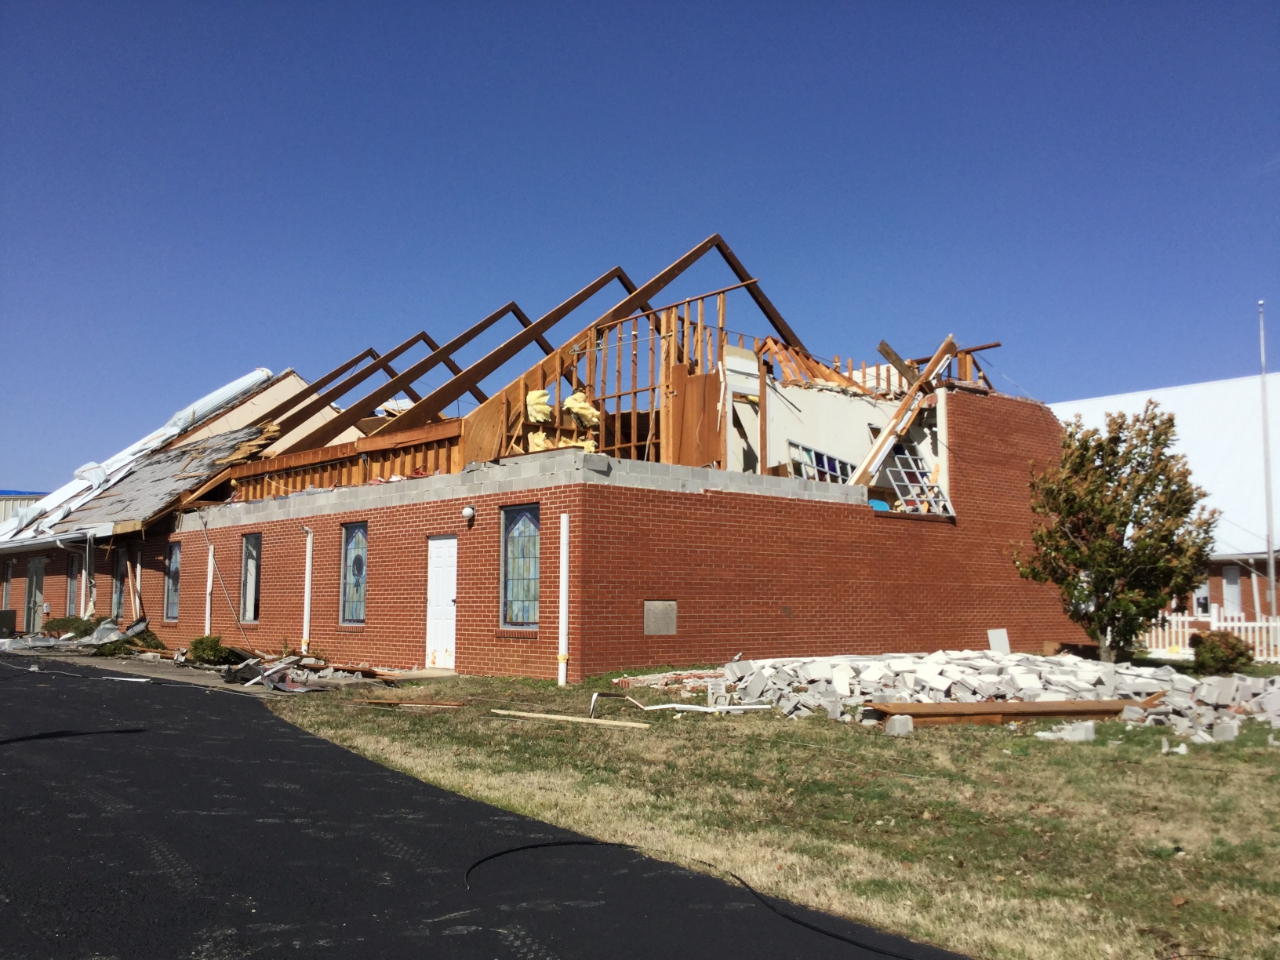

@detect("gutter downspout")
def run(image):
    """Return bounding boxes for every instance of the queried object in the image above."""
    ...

[301,526,314,654]
[558,512,569,686]
[205,542,214,636]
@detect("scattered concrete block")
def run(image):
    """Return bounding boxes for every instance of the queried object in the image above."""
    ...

[1213,720,1240,742]
[1172,674,1197,694]
[1189,730,1214,745]
[831,663,855,697]
[1120,705,1146,721]
[987,628,1011,655]
[885,715,914,737]
[1035,720,1095,742]
[1169,715,1194,736]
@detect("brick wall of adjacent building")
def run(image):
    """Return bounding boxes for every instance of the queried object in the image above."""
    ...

[3,388,1091,678]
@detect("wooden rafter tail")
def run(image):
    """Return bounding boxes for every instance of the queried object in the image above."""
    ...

[181,469,229,506]
[253,348,377,427]
[274,331,435,436]
[849,335,957,487]
[279,302,525,454]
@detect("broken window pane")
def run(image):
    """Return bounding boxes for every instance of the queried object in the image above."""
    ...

[111,550,127,619]
[788,441,855,483]
[164,543,181,621]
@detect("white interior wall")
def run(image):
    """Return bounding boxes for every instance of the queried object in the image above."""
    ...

[722,379,946,498]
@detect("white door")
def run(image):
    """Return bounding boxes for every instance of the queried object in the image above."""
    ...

[426,536,457,669]
[1223,565,1242,616]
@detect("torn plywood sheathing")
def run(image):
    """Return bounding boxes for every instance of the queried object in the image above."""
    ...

[214,423,281,465]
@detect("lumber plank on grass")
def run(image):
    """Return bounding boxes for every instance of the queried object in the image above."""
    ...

[350,699,463,707]
[490,709,650,729]
[868,691,1164,721]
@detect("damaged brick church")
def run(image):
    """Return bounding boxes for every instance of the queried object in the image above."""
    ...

[0,235,1088,680]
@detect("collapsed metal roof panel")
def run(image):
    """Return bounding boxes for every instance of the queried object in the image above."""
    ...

[0,369,273,543]
[48,425,266,535]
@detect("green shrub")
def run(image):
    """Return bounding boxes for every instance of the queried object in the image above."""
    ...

[1190,630,1255,675]
[92,638,133,657]
[188,634,241,665]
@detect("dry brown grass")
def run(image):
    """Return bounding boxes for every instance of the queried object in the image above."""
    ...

[273,677,1280,960]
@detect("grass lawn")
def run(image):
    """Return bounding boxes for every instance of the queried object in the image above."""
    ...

[272,672,1280,960]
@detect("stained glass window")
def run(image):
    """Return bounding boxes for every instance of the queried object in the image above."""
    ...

[502,505,540,626]
[341,523,368,624]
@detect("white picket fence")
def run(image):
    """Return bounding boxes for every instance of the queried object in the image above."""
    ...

[1140,605,1280,663]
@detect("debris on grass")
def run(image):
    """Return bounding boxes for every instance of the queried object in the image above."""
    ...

[616,649,1280,740]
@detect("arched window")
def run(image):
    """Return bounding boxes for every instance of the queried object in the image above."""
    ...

[502,505,540,627]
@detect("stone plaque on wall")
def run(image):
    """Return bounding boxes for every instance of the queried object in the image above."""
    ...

[643,600,677,636]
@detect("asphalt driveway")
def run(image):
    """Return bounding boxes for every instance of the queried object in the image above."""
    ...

[0,655,963,960]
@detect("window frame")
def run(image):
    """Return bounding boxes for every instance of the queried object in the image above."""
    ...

[501,504,541,628]
[3,558,12,609]
[66,553,81,618]
[240,534,261,624]
[164,542,181,622]
[111,550,127,620]
[340,522,368,625]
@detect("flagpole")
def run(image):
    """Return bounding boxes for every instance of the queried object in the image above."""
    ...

[1260,300,1275,617]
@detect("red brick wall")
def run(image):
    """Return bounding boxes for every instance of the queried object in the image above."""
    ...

[571,390,1086,674]
[5,389,1088,677]
[145,488,583,679]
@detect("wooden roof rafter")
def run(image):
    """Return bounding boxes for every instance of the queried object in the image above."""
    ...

[372,234,806,437]
[280,301,546,454]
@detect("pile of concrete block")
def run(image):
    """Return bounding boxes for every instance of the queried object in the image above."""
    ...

[617,650,1280,740]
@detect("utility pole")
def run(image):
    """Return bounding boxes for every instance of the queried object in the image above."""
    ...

[1261,301,1276,617]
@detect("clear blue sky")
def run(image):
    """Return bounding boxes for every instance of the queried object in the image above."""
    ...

[2,1,1277,492]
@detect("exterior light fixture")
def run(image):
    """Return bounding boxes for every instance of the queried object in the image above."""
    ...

[461,505,476,521]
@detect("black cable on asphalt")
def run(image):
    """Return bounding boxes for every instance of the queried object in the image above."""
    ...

[466,839,928,959]
[686,856,924,960]
[463,839,632,889]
